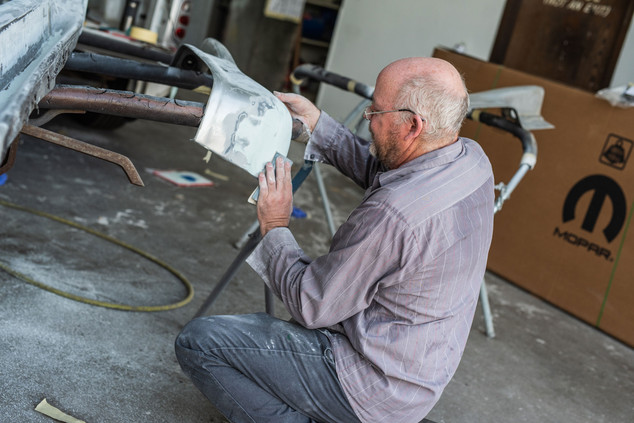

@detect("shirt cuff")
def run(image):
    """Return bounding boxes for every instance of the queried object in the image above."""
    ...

[303,111,339,163]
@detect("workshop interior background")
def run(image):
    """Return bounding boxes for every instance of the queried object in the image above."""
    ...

[1,0,634,422]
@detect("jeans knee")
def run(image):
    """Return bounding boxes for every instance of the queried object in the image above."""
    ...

[174,317,217,369]
[176,317,212,348]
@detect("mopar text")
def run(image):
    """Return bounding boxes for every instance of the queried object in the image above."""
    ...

[553,227,612,261]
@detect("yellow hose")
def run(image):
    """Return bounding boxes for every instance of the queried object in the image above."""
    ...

[0,199,194,312]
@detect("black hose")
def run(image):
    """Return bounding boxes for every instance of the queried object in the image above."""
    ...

[64,52,213,90]
[291,64,374,100]
[468,110,537,157]
[78,28,174,64]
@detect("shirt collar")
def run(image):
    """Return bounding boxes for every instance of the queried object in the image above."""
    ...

[375,138,466,187]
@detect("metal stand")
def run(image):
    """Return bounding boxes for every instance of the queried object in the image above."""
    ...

[480,278,495,338]
[194,161,315,318]
[194,230,262,318]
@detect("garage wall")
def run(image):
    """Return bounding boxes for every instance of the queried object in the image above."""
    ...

[611,19,634,88]
[315,0,507,120]
[317,0,634,121]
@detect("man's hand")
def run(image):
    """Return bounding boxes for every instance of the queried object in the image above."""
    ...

[257,156,293,236]
[274,91,321,133]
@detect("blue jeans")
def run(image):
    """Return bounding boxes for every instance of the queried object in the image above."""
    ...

[175,313,362,423]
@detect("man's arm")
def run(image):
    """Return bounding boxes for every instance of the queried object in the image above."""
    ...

[249,195,413,329]
[275,92,383,189]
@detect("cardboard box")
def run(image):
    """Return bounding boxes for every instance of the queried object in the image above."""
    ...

[433,47,634,347]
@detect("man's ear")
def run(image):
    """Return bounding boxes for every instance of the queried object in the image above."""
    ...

[404,115,424,142]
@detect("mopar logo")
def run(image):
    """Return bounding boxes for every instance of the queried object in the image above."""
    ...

[554,175,627,261]
[562,175,626,243]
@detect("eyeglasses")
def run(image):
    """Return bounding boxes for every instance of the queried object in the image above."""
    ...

[363,106,423,121]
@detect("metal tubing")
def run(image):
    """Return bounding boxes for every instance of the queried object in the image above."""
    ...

[119,0,140,32]
[343,99,371,129]
[234,220,261,249]
[20,125,144,186]
[194,231,263,318]
[78,27,173,64]
[313,163,336,237]
[265,285,275,316]
[28,109,86,127]
[64,52,214,90]
[194,162,315,319]
[494,164,531,214]
[480,280,495,338]
[39,85,204,127]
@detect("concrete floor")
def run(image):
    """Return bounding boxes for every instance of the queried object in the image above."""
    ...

[1,103,633,423]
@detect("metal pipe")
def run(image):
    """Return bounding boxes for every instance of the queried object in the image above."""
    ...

[0,138,19,174]
[194,161,316,319]
[119,0,141,32]
[494,164,531,214]
[313,163,336,237]
[20,125,144,186]
[64,52,213,90]
[480,280,495,338]
[78,27,173,64]
[149,0,168,34]
[39,85,204,127]
[28,109,86,127]
[265,285,275,316]
[194,231,263,318]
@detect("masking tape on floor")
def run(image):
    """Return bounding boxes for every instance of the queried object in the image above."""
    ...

[35,399,86,423]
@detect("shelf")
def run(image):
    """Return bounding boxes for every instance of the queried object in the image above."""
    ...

[288,0,342,100]
[305,0,340,10]
[301,37,330,48]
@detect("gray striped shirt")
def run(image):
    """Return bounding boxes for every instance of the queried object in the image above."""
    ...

[247,112,494,422]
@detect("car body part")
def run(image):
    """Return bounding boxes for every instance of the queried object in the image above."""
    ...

[0,138,19,175]
[0,0,88,163]
[172,41,292,177]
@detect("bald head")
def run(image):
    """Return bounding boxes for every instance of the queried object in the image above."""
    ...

[380,57,465,95]
[376,57,469,144]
